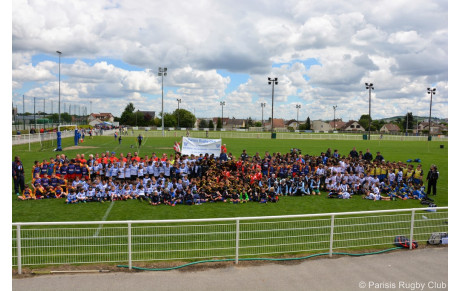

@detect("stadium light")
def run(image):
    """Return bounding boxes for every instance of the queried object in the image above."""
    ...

[56,51,62,125]
[296,104,301,130]
[268,77,278,134]
[261,102,266,131]
[158,67,167,137]
[365,82,374,140]
[220,101,225,129]
[333,105,338,130]
[427,87,436,141]
[176,98,181,128]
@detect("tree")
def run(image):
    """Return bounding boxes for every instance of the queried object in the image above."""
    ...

[306,117,311,130]
[208,120,214,129]
[199,119,208,128]
[162,113,177,128]
[49,112,72,123]
[120,103,135,125]
[246,117,254,128]
[216,117,222,129]
[400,112,414,132]
[358,114,372,131]
[254,121,262,127]
[172,109,196,128]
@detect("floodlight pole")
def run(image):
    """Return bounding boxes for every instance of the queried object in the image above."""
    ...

[56,51,62,125]
[177,98,181,128]
[296,104,301,129]
[427,87,436,141]
[365,83,374,140]
[158,67,167,137]
[333,105,338,130]
[220,101,225,129]
[261,102,266,131]
[268,77,278,133]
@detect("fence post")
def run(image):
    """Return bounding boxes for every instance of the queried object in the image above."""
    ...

[17,225,22,275]
[409,209,415,250]
[128,222,132,269]
[329,215,335,257]
[235,219,240,264]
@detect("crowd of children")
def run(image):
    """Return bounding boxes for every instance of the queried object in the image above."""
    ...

[18,147,432,205]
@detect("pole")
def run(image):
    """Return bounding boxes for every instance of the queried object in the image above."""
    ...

[33,97,36,130]
[161,74,164,136]
[333,105,337,130]
[365,83,374,140]
[427,88,435,141]
[177,98,181,128]
[268,77,278,134]
[23,95,25,130]
[368,89,371,140]
[57,51,62,125]
[406,110,409,135]
[43,99,45,130]
[271,82,274,133]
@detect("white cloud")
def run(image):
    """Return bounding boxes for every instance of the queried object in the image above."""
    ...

[11,0,448,120]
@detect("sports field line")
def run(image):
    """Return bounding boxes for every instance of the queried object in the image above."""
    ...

[93,201,115,237]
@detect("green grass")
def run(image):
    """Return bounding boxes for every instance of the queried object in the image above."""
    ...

[12,135,448,223]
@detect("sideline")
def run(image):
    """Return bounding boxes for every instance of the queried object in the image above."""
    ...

[93,201,115,237]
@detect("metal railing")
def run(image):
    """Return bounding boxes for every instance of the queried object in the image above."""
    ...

[12,207,447,274]
[122,130,448,141]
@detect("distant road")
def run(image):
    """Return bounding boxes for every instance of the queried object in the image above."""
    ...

[13,247,448,291]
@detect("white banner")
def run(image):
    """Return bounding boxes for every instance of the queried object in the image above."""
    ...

[181,137,221,156]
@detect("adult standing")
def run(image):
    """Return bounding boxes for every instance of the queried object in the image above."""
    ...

[426,165,439,196]
[137,134,143,147]
[363,149,373,162]
[349,147,359,159]
[12,156,25,195]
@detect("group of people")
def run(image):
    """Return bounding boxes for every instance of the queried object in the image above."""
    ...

[13,145,440,206]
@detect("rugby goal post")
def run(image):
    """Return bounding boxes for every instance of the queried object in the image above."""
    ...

[55,125,79,151]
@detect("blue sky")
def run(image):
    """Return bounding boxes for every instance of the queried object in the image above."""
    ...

[11,0,448,121]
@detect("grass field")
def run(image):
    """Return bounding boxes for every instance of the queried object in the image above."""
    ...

[11,134,448,223]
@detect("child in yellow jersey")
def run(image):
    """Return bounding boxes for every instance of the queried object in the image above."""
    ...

[18,185,35,200]
[412,164,423,185]
[405,165,414,183]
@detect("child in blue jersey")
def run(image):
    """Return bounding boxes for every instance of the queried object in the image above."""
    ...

[109,186,118,201]
[76,188,87,203]
[150,191,161,206]
[66,189,77,204]
[259,188,268,203]
[86,186,96,202]
[268,187,277,202]
[95,188,104,203]
[135,185,146,201]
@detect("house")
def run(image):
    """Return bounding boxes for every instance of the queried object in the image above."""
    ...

[380,123,401,133]
[224,118,246,129]
[88,113,114,123]
[417,122,447,135]
[312,120,332,132]
[264,118,286,130]
[89,118,104,127]
[285,119,303,129]
[329,119,345,130]
[340,120,365,132]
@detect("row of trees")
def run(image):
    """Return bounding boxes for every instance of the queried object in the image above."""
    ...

[116,103,197,128]
[116,103,439,133]
[357,113,417,132]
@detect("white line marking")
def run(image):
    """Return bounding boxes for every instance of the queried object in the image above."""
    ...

[93,201,115,237]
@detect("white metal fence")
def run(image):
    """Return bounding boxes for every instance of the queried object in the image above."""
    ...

[12,207,447,273]
[12,129,118,149]
[129,130,448,141]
